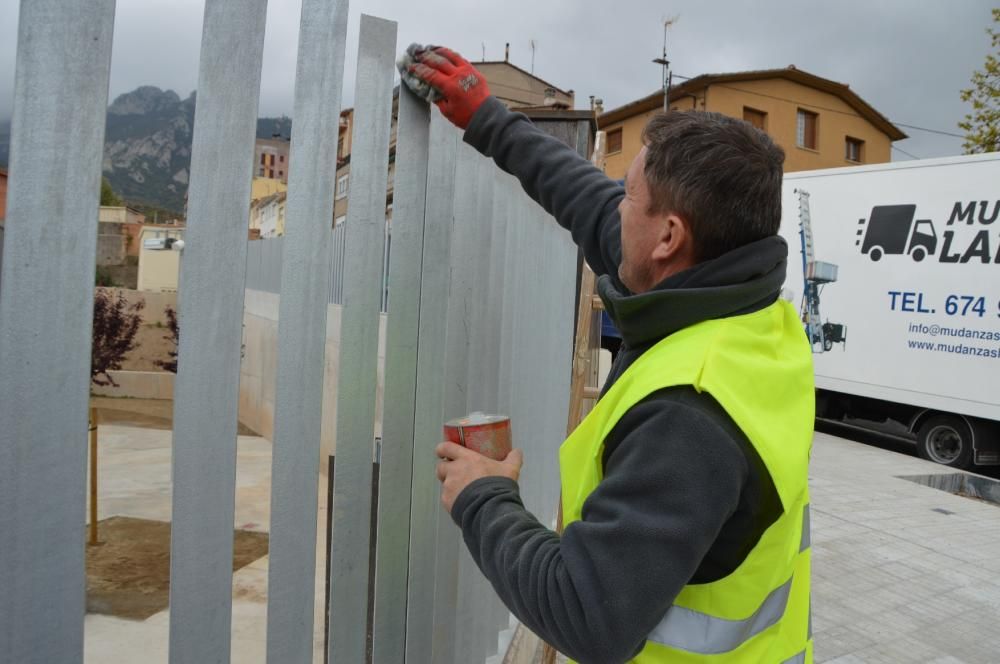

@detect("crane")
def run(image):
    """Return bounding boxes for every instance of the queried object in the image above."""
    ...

[796,188,846,353]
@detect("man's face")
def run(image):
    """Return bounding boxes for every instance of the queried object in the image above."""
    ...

[617,147,662,294]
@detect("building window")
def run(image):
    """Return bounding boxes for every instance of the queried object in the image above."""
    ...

[606,128,623,154]
[845,137,864,162]
[743,107,767,131]
[336,174,349,200]
[796,109,818,150]
[279,155,285,163]
[278,170,283,178]
[259,167,265,176]
[260,153,266,165]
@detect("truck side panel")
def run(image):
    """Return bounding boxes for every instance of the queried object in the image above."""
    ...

[779,154,1000,424]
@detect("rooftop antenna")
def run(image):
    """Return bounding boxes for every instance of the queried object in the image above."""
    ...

[529,39,537,74]
[652,15,679,112]
[482,42,486,61]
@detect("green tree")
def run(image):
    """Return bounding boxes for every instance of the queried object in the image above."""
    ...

[959,8,1000,154]
[100,177,122,207]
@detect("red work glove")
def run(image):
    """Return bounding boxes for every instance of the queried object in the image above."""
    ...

[410,47,491,130]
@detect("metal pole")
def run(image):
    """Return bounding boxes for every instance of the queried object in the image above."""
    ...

[666,71,673,112]
[89,407,99,546]
[661,21,668,112]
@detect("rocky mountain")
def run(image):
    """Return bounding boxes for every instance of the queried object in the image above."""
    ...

[0,87,292,215]
[103,87,197,213]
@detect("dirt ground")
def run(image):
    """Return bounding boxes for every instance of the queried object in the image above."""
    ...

[86,516,269,621]
[90,396,258,436]
[120,323,176,372]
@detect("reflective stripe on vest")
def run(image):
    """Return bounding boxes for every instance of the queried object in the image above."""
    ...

[646,505,811,655]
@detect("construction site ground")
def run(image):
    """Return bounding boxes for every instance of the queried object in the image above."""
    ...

[85,418,1000,663]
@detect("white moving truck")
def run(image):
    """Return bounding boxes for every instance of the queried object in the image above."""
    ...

[779,153,1000,470]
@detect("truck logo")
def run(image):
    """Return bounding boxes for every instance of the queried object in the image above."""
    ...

[857,205,937,262]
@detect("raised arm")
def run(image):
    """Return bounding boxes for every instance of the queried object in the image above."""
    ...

[403,44,624,277]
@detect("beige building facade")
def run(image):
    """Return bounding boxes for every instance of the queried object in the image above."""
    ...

[475,61,574,109]
[250,177,286,203]
[137,226,184,292]
[254,137,291,183]
[256,191,287,238]
[599,67,906,180]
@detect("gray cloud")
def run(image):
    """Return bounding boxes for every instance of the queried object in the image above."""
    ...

[0,0,994,159]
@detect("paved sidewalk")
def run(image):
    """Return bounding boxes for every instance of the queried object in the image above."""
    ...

[84,424,1000,663]
[810,432,1000,663]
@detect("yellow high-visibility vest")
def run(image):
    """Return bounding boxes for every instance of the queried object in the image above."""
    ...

[560,300,814,663]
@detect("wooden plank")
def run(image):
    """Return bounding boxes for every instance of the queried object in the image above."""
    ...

[0,1,116,661]
[371,85,431,664]
[566,273,598,430]
[264,0,349,661]
[168,2,269,661]
[327,14,397,664]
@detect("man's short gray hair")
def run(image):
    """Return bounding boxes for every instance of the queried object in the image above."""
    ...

[641,111,785,262]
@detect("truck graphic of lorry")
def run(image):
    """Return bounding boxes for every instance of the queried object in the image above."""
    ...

[857,204,937,262]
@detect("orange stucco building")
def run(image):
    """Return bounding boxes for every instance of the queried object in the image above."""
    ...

[599,66,906,180]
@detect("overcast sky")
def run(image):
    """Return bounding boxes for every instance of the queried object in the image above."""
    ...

[0,1,994,160]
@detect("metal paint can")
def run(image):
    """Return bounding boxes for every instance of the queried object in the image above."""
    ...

[443,412,512,461]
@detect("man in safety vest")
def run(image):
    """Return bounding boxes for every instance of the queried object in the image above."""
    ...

[410,46,814,663]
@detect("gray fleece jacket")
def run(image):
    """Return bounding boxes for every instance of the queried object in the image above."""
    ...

[451,97,787,663]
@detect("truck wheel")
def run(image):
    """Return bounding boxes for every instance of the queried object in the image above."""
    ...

[869,247,883,262]
[916,415,974,469]
[911,247,927,262]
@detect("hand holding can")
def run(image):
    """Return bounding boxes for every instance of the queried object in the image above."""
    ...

[443,412,512,461]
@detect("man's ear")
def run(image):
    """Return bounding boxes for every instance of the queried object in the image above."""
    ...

[651,213,693,264]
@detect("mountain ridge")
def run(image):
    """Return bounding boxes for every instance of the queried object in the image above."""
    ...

[0,86,292,215]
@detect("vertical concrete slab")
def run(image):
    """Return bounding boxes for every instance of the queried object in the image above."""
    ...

[0,1,116,661]
[371,85,430,664]
[167,1,269,662]
[265,0,349,661]
[404,112,459,664]
[326,14,397,664]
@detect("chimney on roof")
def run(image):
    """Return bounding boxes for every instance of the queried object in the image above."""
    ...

[543,87,557,107]
[505,42,510,62]
[593,98,604,115]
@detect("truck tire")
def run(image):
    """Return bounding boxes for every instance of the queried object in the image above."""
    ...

[869,246,884,262]
[916,415,974,469]
[911,247,927,262]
